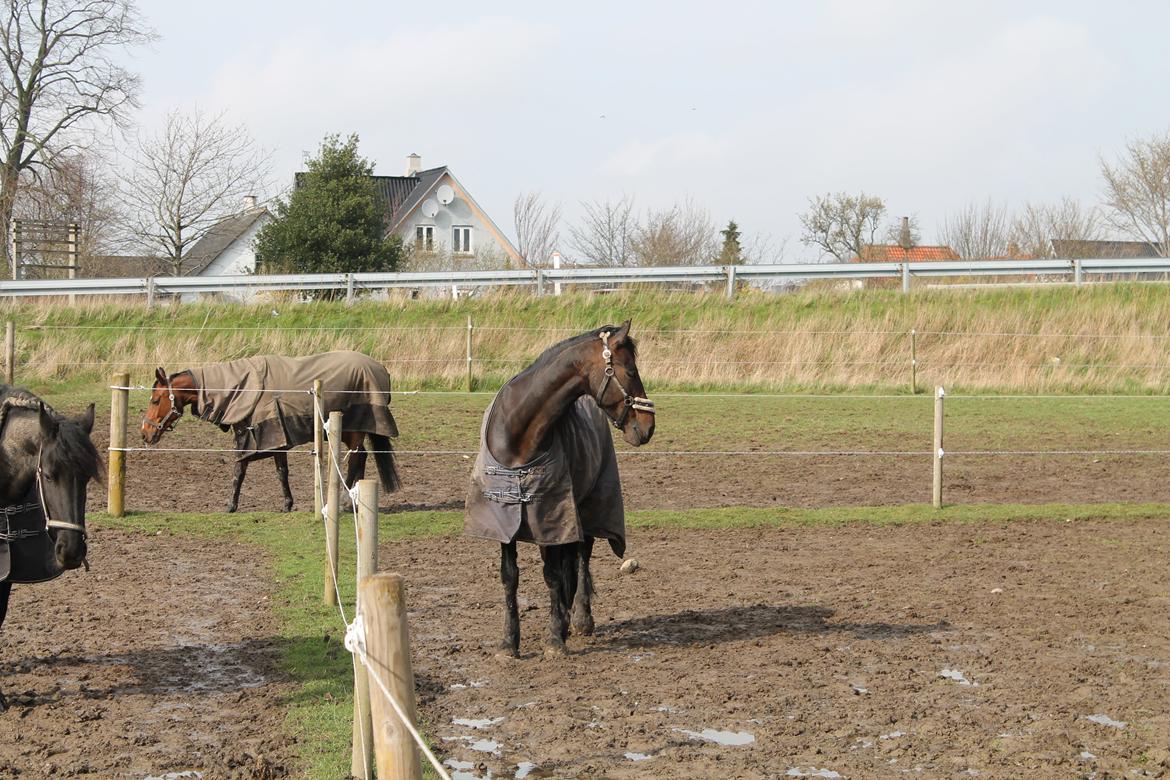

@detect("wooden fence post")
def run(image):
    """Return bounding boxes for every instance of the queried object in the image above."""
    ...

[346,274,356,306]
[725,265,737,300]
[465,315,474,392]
[312,379,324,522]
[4,320,14,384]
[360,572,422,780]
[932,386,945,509]
[108,372,129,517]
[910,329,918,395]
[352,478,379,780]
[324,410,343,606]
[1074,259,1083,286]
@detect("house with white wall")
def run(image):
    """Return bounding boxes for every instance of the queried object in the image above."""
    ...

[182,195,271,300]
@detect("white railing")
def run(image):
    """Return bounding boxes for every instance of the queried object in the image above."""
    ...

[0,257,1165,299]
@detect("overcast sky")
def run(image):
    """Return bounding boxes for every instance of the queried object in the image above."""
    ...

[128,0,1170,261]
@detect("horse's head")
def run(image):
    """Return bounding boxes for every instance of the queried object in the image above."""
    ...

[591,320,655,446]
[142,367,186,445]
[35,403,100,570]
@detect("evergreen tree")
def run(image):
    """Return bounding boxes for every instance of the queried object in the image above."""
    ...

[255,134,402,275]
[718,220,743,264]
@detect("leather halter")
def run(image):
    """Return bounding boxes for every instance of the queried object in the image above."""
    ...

[594,331,655,430]
[142,373,183,436]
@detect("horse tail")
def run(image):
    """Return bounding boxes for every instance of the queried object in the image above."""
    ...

[369,433,401,493]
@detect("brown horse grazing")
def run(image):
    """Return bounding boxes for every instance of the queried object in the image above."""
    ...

[465,321,655,657]
[141,352,401,513]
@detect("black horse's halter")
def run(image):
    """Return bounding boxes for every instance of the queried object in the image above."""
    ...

[36,441,87,540]
[594,331,655,430]
[142,373,183,436]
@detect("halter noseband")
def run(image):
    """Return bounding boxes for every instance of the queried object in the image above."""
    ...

[594,331,655,430]
[36,441,87,539]
[142,373,183,435]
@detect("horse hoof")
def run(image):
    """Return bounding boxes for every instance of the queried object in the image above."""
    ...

[226,504,238,514]
[494,641,519,660]
[282,504,293,513]
[571,617,595,637]
[543,640,568,658]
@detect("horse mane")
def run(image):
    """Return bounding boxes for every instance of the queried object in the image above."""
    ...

[0,384,102,483]
[522,325,638,377]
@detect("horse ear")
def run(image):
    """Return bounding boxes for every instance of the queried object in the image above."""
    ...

[611,319,632,347]
[79,403,95,434]
[155,367,167,385]
[38,403,59,439]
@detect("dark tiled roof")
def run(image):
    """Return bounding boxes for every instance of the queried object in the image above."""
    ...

[83,254,166,278]
[386,167,448,229]
[183,208,270,275]
[856,244,960,262]
[1049,239,1162,259]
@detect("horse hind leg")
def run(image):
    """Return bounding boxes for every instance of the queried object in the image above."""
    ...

[497,541,520,659]
[274,452,294,512]
[571,536,596,637]
[0,581,10,710]
[227,458,249,513]
[541,543,577,657]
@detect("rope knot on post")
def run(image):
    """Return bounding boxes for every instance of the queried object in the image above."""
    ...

[344,615,367,657]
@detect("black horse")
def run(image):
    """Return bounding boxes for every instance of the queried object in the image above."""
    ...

[0,387,101,709]
[465,321,655,657]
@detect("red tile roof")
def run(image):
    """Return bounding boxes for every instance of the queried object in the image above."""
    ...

[856,244,959,262]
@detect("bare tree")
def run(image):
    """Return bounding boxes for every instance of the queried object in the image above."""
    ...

[633,198,717,267]
[14,149,122,264]
[798,192,886,261]
[741,231,790,264]
[938,200,1012,259]
[882,215,922,248]
[512,191,561,268]
[1010,198,1103,258]
[0,0,153,278]
[568,195,637,266]
[120,108,272,276]
[1100,131,1170,256]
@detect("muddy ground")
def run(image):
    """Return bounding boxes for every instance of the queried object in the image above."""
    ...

[0,528,295,779]
[397,519,1170,779]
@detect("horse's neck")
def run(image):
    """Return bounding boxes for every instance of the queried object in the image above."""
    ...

[486,344,590,467]
[0,412,37,503]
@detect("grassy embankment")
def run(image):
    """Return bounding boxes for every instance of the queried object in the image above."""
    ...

[3,282,1170,396]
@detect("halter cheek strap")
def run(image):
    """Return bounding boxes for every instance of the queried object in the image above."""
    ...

[595,331,656,430]
[36,442,87,539]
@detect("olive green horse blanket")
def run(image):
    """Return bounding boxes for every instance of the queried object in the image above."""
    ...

[464,395,626,557]
[192,351,399,458]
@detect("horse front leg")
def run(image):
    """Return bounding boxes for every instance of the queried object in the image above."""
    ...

[274,452,293,512]
[571,536,596,637]
[227,458,249,513]
[497,541,520,659]
[541,543,576,657]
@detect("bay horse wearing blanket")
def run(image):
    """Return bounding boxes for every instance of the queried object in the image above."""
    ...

[0,386,101,709]
[465,321,655,657]
[142,351,400,512]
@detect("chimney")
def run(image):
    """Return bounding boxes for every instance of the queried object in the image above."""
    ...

[243,194,257,210]
[899,216,911,250]
[405,153,422,176]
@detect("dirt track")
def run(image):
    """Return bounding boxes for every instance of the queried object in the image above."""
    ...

[0,528,294,779]
[398,519,1170,779]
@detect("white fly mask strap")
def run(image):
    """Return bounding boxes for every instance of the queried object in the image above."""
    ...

[594,331,655,430]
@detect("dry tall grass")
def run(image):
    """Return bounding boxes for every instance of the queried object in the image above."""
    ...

[4,284,1169,394]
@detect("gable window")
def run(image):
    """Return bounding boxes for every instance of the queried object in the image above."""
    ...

[452,226,473,255]
[415,225,435,251]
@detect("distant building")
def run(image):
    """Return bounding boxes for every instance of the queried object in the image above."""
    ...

[373,154,520,264]
[855,244,960,262]
[1048,239,1162,259]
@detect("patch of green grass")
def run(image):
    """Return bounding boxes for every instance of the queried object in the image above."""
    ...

[92,500,1170,777]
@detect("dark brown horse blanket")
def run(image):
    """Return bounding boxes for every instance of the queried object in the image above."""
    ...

[464,395,625,557]
[192,351,399,458]
[0,387,63,584]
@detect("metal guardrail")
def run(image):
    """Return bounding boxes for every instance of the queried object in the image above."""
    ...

[0,257,1166,299]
